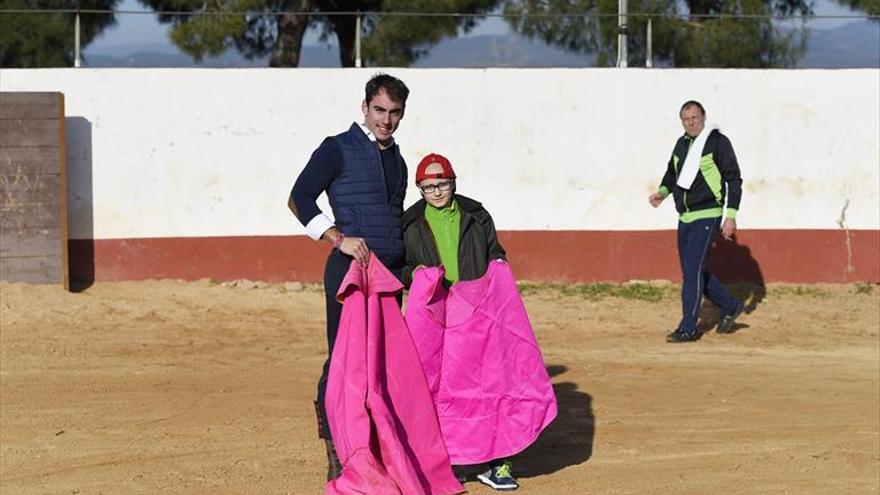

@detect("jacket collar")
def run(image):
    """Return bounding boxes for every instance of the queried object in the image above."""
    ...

[403,194,489,228]
[352,122,397,148]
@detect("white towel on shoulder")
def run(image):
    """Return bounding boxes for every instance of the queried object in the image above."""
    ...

[676,123,718,190]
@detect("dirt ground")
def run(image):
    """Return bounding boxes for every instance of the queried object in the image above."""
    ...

[1,279,878,495]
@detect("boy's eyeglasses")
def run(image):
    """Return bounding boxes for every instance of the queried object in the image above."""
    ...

[419,181,453,194]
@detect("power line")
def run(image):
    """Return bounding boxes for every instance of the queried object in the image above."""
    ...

[0,9,877,21]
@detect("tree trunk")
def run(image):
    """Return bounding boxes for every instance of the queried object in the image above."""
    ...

[687,0,721,18]
[270,0,314,67]
[331,13,358,67]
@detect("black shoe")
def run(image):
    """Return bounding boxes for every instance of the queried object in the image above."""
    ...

[323,439,342,481]
[315,400,342,481]
[717,302,744,334]
[452,465,468,483]
[666,330,700,343]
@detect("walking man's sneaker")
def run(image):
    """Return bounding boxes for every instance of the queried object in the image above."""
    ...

[666,329,700,343]
[477,461,519,491]
[717,301,745,334]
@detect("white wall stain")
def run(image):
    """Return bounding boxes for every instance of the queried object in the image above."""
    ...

[837,198,855,275]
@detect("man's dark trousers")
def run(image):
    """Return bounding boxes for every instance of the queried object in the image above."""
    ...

[314,250,403,440]
[677,216,739,335]
[315,250,350,440]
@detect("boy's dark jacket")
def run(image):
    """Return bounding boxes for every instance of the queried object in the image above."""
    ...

[401,194,506,288]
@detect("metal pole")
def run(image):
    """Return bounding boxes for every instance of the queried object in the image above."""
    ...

[74,10,82,67]
[646,18,653,68]
[617,0,628,68]
[354,13,362,68]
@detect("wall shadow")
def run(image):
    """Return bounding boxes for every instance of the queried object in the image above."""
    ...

[708,236,765,284]
[65,117,94,292]
[698,237,766,333]
[510,364,594,478]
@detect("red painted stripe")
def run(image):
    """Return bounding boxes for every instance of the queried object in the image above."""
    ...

[69,236,328,284]
[499,230,879,284]
[69,230,879,284]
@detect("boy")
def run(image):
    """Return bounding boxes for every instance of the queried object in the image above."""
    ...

[402,153,556,491]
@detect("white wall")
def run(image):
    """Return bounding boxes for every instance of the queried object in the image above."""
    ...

[2,68,878,239]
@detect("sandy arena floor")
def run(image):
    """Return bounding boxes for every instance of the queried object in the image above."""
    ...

[1,279,878,494]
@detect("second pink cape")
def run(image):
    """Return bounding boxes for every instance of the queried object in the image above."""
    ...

[405,260,557,465]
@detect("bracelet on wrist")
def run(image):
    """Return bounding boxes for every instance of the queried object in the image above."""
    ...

[333,232,345,249]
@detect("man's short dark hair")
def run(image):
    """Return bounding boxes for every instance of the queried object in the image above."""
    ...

[680,100,706,116]
[365,73,409,107]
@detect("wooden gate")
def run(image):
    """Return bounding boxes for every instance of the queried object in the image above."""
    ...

[0,92,69,288]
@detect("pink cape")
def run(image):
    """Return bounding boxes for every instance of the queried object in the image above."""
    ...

[324,254,464,495]
[405,260,557,465]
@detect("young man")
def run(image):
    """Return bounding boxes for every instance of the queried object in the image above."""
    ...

[649,100,745,343]
[403,153,548,491]
[288,73,409,479]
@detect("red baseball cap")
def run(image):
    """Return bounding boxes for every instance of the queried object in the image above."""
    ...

[415,153,456,184]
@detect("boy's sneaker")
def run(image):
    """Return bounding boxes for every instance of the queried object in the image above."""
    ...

[717,301,745,334]
[477,461,519,491]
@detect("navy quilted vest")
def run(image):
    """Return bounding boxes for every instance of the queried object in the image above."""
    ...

[328,124,406,267]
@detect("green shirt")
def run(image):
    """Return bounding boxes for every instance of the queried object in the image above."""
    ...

[424,199,461,283]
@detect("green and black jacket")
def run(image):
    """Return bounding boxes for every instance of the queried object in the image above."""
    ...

[658,129,743,223]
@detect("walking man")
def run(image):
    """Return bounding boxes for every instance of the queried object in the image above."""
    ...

[649,100,745,343]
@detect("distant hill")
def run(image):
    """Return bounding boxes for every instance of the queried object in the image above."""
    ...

[84,43,339,68]
[413,35,594,68]
[83,37,592,68]
[83,20,879,69]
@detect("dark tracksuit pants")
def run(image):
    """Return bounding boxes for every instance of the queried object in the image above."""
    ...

[677,216,739,334]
